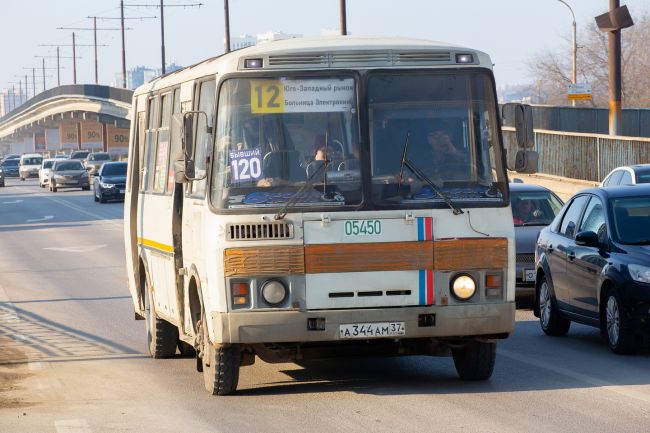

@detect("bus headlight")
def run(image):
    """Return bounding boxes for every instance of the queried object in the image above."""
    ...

[261,280,287,306]
[451,274,476,301]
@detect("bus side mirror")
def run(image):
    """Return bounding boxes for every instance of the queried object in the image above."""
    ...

[515,150,539,174]
[177,111,209,183]
[513,104,534,149]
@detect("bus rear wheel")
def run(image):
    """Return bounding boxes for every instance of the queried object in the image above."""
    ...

[451,341,496,381]
[145,277,178,358]
[198,316,240,395]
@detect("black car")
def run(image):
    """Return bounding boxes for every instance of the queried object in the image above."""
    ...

[49,160,91,192]
[0,158,20,177]
[534,185,650,354]
[94,162,127,203]
[510,183,564,297]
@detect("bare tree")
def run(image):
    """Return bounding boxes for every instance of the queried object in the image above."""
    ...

[526,14,650,108]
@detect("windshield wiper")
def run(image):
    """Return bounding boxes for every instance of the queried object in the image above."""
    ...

[397,132,464,216]
[274,159,331,220]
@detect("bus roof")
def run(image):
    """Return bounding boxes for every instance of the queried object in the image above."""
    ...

[133,36,492,96]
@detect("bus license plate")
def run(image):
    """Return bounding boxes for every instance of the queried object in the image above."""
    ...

[339,322,405,339]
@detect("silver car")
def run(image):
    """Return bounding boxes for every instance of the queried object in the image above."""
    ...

[510,183,564,298]
[49,160,91,192]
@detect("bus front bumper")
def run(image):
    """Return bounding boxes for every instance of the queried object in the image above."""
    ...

[211,302,515,344]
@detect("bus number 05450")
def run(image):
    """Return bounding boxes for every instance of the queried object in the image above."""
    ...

[344,220,381,236]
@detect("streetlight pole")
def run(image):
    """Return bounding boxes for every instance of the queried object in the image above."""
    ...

[557,0,577,107]
[340,0,347,35]
[224,0,230,53]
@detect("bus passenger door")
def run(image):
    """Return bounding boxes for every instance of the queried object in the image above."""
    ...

[181,79,216,312]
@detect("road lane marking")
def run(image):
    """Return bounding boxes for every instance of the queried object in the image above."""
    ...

[2,199,24,204]
[500,348,650,404]
[54,419,92,433]
[26,215,54,223]
[43,245,107,253]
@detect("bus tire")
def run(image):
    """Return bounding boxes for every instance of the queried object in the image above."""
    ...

[145,277,178,358]
[200,317,239,395]
[178,340,196,357]
[451,341,496,381]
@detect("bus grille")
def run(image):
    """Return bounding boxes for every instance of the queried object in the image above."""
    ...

[264,50,453,68]
[226,223,293,241]
[516,253,535,264]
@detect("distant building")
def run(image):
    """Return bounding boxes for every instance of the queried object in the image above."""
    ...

[113,63,183,90]
[229,31,302,51]
[0,88,28,117]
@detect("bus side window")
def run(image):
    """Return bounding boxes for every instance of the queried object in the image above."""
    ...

[152,93,171,193]
[191,79,216,198]
[135,112,146,193]
[142,97,160,192]
[166,89,182,193]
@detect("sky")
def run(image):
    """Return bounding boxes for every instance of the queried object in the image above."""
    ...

[2,0,649,94]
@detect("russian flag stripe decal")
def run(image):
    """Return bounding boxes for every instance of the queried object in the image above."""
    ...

[417,217,434,305]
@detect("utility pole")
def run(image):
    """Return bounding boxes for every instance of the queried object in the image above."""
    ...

[94,7,154,89]
[557,0,577,107]
[224,0,230,53]
[129,2,202,75]
[73,32,77,84]
[595,1,633,135]
[340,0,347,35]
[38,44,83,87]
[42,58,46,91]
[58,24,112,85]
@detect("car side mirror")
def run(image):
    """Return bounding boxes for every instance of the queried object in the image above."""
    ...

[575,231,599,247]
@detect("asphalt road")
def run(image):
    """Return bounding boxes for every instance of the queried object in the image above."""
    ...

[1,178,649,433]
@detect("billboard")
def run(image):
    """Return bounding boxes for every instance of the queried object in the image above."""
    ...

[33,130,46,152]
[60,121,79,150]
[80,121,103,150]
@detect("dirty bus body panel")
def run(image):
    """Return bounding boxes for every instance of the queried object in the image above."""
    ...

[124,36,518,396]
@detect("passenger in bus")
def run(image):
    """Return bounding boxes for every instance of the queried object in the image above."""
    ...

[427,129,466,166]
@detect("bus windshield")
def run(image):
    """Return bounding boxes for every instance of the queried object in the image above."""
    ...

[211,75,361,210]
[368,71,507,206]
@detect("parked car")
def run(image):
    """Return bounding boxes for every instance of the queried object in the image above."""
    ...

[600,164,650,186]
[94,162,127,203]
[510,183,564,297]
[0,165,5,187]
[19,154,43,181]
[0,158,20,177]
[39,159,56,188]
[48,160,91,192]
[534,185,650,354]
[69,150,90,161]
[54,154,69,160]
[85,152,112,175]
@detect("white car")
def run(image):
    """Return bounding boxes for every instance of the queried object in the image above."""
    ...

[600,164,650,186]
[39,159,56,188]
[19,153,43,181]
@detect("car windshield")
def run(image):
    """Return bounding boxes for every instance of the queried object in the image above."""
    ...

[55,161,84,171]
[102,163,127,176]
[70,151,89,159]
[211,75,361,210]
[22,157,43,165]
[611,197,650,244]
[511,190,563,226]
[3,159,19,167]
[368,71,507,207]
[90,154,110,161]
[43,160,54,169]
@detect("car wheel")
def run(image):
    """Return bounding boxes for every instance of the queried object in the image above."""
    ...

[20,176,25,181]
[99,190,107,203]
[198,314,240,395]
[82,185,90,191]
[452,341,496,381]
[51,181,57,193]
[538,275,570,336]
[144,275,178,358]
[604,288,638,354]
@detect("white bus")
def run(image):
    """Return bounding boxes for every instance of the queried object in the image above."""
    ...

[124,36,536,395]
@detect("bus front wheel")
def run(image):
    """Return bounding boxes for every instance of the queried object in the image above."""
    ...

[199,316,240,395]
[451,340,496,381]
[145,277,178,358]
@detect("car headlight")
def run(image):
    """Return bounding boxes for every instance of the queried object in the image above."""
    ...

[261,280,287,306]
[100,182,115,188]
[0,169,3,173]
[628,264,650,284]
[450,274,477,301]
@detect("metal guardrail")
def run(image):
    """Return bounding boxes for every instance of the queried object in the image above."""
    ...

[503,127,650,182]
[0,85,133,124]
